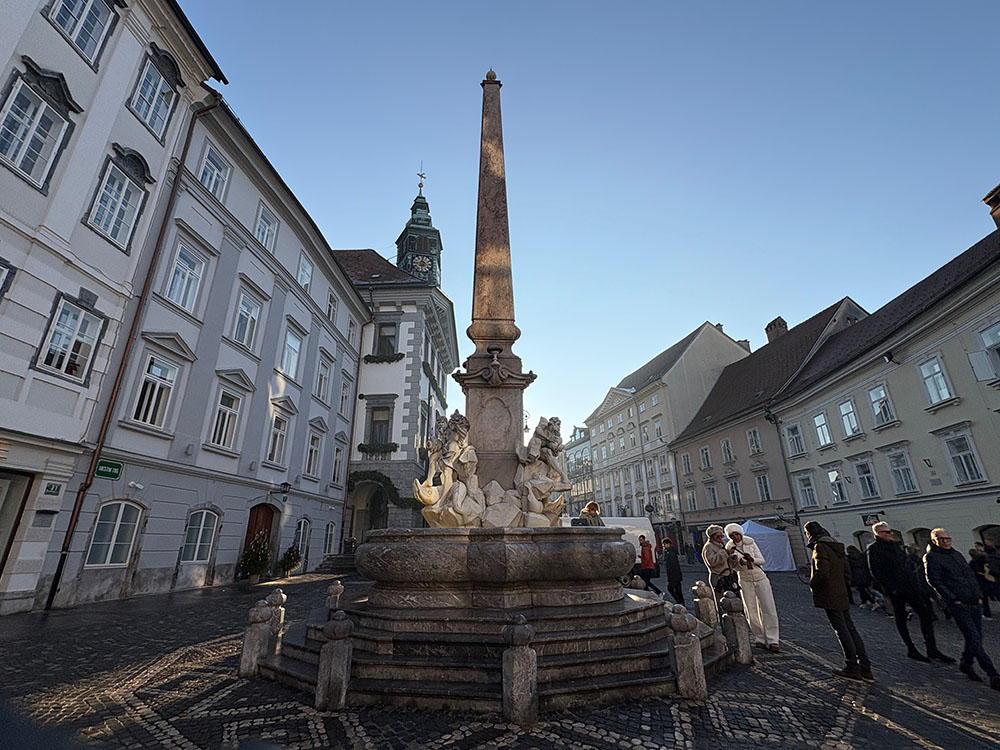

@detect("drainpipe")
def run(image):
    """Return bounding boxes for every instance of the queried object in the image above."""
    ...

[46,94,221,610]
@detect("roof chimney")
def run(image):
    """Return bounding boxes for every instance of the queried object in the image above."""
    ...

[714,322,724,332]
[983,183,1000,228]
[736,339,751,352]
[765,316,788,343]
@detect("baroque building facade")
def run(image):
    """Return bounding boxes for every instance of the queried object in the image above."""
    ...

[559,426,594,517]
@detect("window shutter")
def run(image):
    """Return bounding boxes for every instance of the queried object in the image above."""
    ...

[968,350,996,382]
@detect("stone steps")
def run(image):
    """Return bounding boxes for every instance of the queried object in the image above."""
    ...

[313,554,356,574]
[348,678,502,712]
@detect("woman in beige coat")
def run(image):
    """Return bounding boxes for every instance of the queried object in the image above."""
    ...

[726,522,780,652]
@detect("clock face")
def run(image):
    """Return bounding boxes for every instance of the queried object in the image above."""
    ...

[412,255,432,273]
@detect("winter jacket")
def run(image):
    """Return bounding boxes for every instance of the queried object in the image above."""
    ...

[866,538,916,596]
[726,536,768,582]
[924,544,981,605]
[702,540,732,576]
[662,547,683,582]
[578,510,605,527]
[846,547,872,589]
[808,534,851,610]
[639,541,656,571]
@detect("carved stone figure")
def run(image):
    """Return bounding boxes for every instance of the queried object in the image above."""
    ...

[514,417,571,525]
[415,411,485,527]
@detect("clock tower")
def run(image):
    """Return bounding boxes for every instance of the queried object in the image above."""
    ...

[395,182,442,287]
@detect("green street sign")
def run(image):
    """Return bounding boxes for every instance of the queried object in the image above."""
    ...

[95,459,123,480]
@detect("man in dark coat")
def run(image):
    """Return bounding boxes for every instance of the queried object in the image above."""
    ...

[804,521,872,681]
[866,522,953,663]
[662,538,684,605]
[924,528,1000,690]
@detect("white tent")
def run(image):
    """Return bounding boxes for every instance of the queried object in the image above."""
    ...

[741,520,795,572]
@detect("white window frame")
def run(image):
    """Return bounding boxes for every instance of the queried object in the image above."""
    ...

[131,353,177,428]
[918,355,953,405]
[618,436,625,450]
[785,423,806,456]
[729,480,742,505]
[297,253,314,292]
[208,389,241,449]
[654,418,663,439]
[720,437,735,464]
[747,427,762,454]
[89,160,144,249]
[638,401,646,413]
[326,292,338,324]
[686,490,697,511]
[755,473,772,502]
[706,486,719,508]
[198,144,229,199]
[0,79,69,187]
[333,446,344,484]
[254,202,279,250]
[885,448,918,495]
[977,321,1000,376]
[293,518,310,553]
[838,399,861,437]
[699,446,711,469]
[280,327,303,379]
[232,290,262,350]
[641,425,649,443]
[267,413,289,465]
[826,467,849,504]
[129,58,175,138]
[651,394,659,406]
[599,423,605,434]
[324,522,337,555]
[939,429,986,485]
[49,0,114,63]
[85,501,141,567]
[180,510,218,563]
[315,358,331,402]
[339,379,353,417]
[868,383,896,427]
[681,453,691,474]
[795,474,818,508]
[852,457,880,499]
[348,319,357,346]
[305,432,322,477]
[164,242,204,313]
[38,296,103,382]
[813,412,832,446]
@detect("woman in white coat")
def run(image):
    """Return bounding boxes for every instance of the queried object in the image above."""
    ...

[725,522,780,653]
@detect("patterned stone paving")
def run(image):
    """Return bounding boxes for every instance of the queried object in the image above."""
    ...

[1,568,999,749]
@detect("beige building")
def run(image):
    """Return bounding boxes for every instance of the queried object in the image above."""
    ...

[772,223,1000,554]
[584,323,749,540]
[672,301,867,563]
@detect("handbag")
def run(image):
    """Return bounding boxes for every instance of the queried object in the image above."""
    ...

[714,569,741,595]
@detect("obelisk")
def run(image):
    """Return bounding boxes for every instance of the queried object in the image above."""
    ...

[454,70,536,490]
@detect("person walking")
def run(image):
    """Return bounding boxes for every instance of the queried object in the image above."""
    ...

[968,547,995,619]
[685,542,696,566]
[925,528,1000,689]
[638,535,664,596]
[662,538,685,605]
[846,545,874,608]
[804,521,872,681]
[866,522,953,664]
[725,523,780,652]
[702,524,738,596]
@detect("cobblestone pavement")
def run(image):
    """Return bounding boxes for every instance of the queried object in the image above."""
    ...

[1,565,999,749]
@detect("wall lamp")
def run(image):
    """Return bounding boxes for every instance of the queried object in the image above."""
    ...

[882,351,897,364]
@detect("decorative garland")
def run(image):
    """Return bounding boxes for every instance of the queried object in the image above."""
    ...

[422,361,447,408]
[356,441,399,455]
[347,470,421,509]
[364,352,405,364]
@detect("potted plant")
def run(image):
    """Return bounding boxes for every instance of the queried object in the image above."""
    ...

[239,530,271,584]
[279,544,302,578]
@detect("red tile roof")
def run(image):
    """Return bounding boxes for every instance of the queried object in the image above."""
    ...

[331,249,426,286]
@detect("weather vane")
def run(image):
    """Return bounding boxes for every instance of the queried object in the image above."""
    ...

[417,160,426,195]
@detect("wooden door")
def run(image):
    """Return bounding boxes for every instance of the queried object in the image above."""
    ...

[244,504,275,550]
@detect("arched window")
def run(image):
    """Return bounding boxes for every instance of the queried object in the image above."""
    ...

[978,525,1000,548]
[293,518,311,552]
[910,527,931,551]
[324,522,337,555]
[181,510,219,562]
[86,501,141,566]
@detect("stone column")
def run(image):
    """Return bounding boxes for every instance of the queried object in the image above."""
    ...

[238,600,272,678]
[326,580,345,612]
[720,591,753,665]
[502,614,538,725]
[667,603,707,700]
[692,580,718,631]
[266,588,286,658]
[315,611,354,710]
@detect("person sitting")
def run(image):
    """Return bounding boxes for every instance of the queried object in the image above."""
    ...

[578,501,605,527]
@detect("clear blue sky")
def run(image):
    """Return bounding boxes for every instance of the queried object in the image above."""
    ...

[181,1,1000,433]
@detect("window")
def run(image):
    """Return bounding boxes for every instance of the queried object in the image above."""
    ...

[232,291,261,349]
[651,394,659,406]
[267,414,288,464]
[629,433,636,448]
[130,59,175,137]
[941,431,985,485]
[340,381,353,416]
[50,0,114,62]
[590,428,596,437]
[38,296,102,381]
[747,427,762,454]
[315,359,331,402]
[919,357,952,405]
[618,436,625,449]
[654,418,663,439]
[297,253,313,292]
[729,480,742,505]
[839,400,861,436]
[0,258,13,301]
[348,319,357,346]
[813,413,832,446]
[699,446,711,469]
[180,510,218,562]
[281,328,303,378]
[646,458,655,477]
[601,446,607,459]
[333,447,344,484]
[293,518,310,554]
[131,355,177,427]
[721,438,735,463]
[641,426,649,443]
[796,475,818,508]
[786,424,805,455]
[209,390,240,448]
[0,79,69,186]
[306,433,322,476]
[827,468,848,504]
[86,501,140,566]
[326,292,338,324]
[608,440,615,456]
[255,204,279,250]
[707,486,719,508]
[639,401,646,413]
[607,418,613,429]
[617,414,623,424]
[868,384,895,426]
[627,407,633,418]
[599,423,605,433]
[681,453,691,474]
[89,160,144,249]
[165,243,203,312]
[686,490,696,511]
[324,522,337,555]
[853,458,879,499]
[370,407,391,443]
[886,449,917,494]
[199,145,229,199]
[658,454,668,473]
[978,322,1000,375]
[756,473,772,502]
[376,323,397,355]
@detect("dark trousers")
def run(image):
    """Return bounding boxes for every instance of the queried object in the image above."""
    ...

[825,608,870,671]
[639,569,663,595]
[855,585,873,605]
[951,602,998,676]
[667,579,685,605]
[888,591,937,652]
[976,581,995,617]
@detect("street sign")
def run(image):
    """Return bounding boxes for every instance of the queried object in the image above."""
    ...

[95,459,123,480]
[44,482,62,496]
[860,512,882,526]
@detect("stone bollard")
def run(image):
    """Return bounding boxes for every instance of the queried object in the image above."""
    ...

[315,610,354,710]
[238,600,272,677]
[502,614,538,726]
[326,580,345,612]
[266,588,287,657]
[719,591,753,665]
[667,603,707,700]
[692,580,718,631]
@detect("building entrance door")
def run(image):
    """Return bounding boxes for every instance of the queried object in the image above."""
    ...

[0,471,33,579]
[244,503,276,551]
